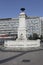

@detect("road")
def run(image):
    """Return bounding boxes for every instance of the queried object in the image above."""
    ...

[0,49,43,65]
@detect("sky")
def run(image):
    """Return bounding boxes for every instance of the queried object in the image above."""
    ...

[0,0,43,18]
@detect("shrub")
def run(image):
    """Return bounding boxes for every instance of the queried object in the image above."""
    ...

[29,35,33,40]
[32,33,39,40]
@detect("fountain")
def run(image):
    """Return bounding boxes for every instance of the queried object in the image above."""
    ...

[4,8,40,50]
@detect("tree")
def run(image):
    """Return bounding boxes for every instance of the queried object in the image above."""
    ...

[33,33,39,40]
[40,35,43,42]
[29,35,33,40]
[40,35,43,39]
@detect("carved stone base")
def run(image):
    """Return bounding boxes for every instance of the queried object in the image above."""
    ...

[4,39,40,49]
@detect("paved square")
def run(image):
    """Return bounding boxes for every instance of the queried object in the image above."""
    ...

[0,49,43,65]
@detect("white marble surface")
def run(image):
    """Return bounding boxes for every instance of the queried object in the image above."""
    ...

[18,12,26,40]
[4,39,40,48]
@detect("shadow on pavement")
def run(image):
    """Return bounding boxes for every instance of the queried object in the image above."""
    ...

[0,51,27,64]
[22,59,31,62]
[0,48,43,64]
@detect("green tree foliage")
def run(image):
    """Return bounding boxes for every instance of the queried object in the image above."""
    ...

[33,33,39,40]
[29,35,33,40]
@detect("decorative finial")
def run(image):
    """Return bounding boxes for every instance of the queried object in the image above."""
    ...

[20,8,25,12]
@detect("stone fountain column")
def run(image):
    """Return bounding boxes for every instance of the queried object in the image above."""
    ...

[18,8,27,40]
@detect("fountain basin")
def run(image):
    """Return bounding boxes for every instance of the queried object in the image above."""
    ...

[4,39,40,48]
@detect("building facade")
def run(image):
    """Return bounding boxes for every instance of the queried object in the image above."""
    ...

[0,10,43,39]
